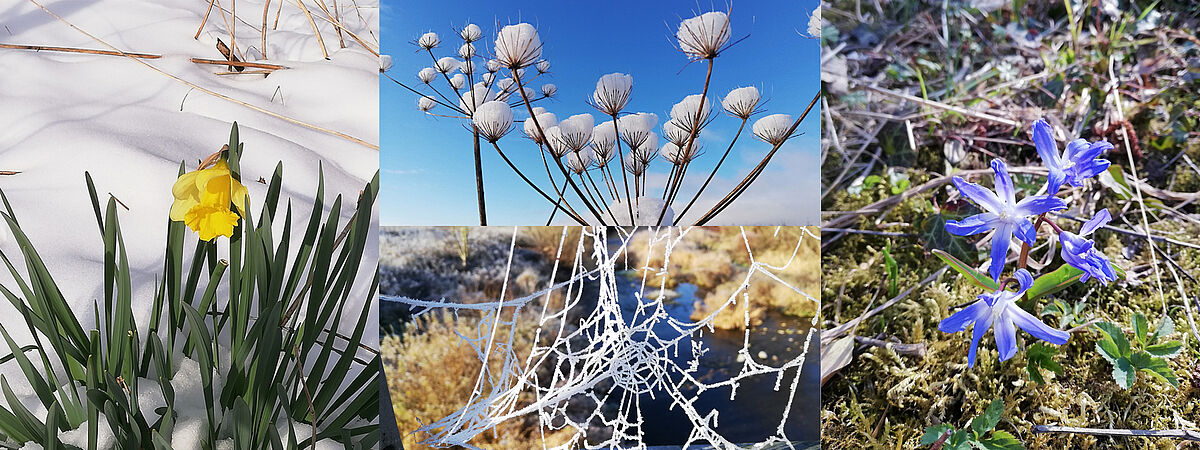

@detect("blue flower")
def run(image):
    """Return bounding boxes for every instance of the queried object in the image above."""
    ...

[1059,209,1118,284]
[1031,118,1112,195]
[946,159,1067,281]
[938,269,1070,367]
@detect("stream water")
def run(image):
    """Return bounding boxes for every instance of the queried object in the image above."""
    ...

[609,268,820,446]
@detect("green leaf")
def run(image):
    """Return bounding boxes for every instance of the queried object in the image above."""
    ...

[1025,343,1062,385]
[1145,340,1183,359]
[970,398,1004,436]
[932,249,1001,291]
[1131,313,1149,347]
[1151,315,1175,344]
[1026,264,1125,302]
[978,430,1025,450]
[1137,356,1179,387]
[922,425,956,446]
[1095,322,1130,357]
[1112,357,1135,389]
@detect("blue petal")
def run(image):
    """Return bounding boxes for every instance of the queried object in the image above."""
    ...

[1015,195,1067,216]
[1046,167,1069,196]
[991,159,1016,206]
[989,222,1014,282]
[1060,230,1095,254]
[1067,159,1110,185]
[1014,268,1034,291]
[946,213,998,236]
[1014,218,1037,245]
[967,312,994,368]
[1032,119,1062,170]
[952,176,1004,213]
[1009,304,1070,345]
[994,315,1018,362]
[1063,139,1091,162]
[1074,140,1113,162]
[1080,209,1112,236]
[939,300,990,333]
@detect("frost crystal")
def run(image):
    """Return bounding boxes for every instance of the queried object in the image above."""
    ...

[384,227,818,448]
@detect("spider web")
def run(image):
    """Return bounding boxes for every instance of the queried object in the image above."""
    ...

[385,226,819,449]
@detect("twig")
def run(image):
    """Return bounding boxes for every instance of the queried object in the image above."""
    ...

[292,0,330,59]
[1031,425,1200,442]
[191,57,287,70]
[859,83,1020,127]
[855,336,926,358]
[822,267,947,345]
[27,0,377,150]
[0,43,160,58]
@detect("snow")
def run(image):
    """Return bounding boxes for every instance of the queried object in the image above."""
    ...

[0,0,379,446]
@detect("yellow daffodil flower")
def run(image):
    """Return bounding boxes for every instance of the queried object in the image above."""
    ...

[170,160,249,241]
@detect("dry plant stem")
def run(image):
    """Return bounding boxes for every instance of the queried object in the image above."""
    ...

[490,142,585,225]
[1017,214,1048,269]
[308,11,379,56]
[293,0,330,59]
[313,0,345,48]
[1031,425,1200,442]
[0,43,160,58]
[694,91,819,225]
[822,266,948,345]
[195,0,218,39]
[260,0,270,59]
[426,49,467,107]
[273,0,284,29]
[583,169,618,223]
[545,176,572,226]
[657,57,715,225]
[26,0,378,150]
[191,58,286,70]
[676,116,747,221]
[293,344,319,450]
[610,113,635,225]
[513,68,604,224]
[472,126,487,225]
[859,83,1019,127]
[577,171,611,223]
[230,0,237,62]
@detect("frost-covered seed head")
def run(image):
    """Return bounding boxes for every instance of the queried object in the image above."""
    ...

[722,86,760,119]
[458,43,476,59]
[629,132,659,165]
[752,114,794,146]
[623,153,647,176]
[459,59,475,74]
[459,83,496,115]
[449,73,466,90]
[541,84,557,97]
[592,73,632,116]
[536,60,551,73]
[617,112,658,149]
[663,120,691,147]
[661,142,700,165]
[524,111,557,144]
[494,23,542,69]
[543,126,571,157]
[558,113,595,151]
[669,94,713,134]
[591,121,617,164]
[435,57,459,74]
[566,148,595,174]
[473,101,514,142]
[417,96,436,112]
[676,12,731,59]
[495,78,516,93]
[418,32,440,49]
[460,23,482,42]
[487,59,502,73]
[482,72,495,86]
[418,67,437,83]
[380,54,393,71]
[807,7,822,38]
[531,107,547,116]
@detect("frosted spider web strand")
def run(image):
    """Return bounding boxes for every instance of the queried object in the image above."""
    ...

[385,226,819,449]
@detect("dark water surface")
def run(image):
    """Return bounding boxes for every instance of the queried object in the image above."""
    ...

[610,267,820,446]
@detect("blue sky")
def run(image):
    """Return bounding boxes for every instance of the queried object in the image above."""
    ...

[380,0,820,225]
